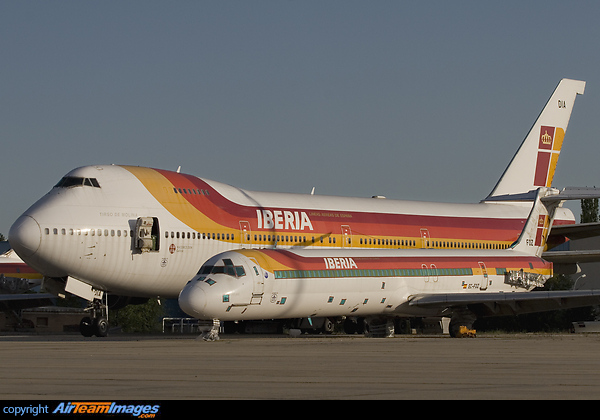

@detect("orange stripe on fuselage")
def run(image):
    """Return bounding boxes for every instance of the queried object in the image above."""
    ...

[122,166,249,233]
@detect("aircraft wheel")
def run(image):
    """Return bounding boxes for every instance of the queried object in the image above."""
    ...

[80,317,94,337]
[94,317,109,337]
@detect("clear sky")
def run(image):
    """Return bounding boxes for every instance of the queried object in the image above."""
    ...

[2,1,600,235]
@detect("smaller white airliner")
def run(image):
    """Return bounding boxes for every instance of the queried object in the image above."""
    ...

[178,187,600,337]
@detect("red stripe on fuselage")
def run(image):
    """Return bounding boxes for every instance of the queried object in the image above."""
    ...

[154,169,524,243]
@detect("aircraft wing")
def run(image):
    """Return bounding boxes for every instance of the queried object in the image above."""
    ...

[545,221,600,266]
[0,293,55,312]
[407,290,600,318]
[549,222,600,241]
[543,250,600,264]
[541,187,600,251]
[543,187,600,264]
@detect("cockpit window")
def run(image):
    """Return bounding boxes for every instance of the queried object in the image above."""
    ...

[197,259,246,278]
[54,176,101,189]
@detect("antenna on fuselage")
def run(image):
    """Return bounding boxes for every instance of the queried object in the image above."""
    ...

[176,166,181,173]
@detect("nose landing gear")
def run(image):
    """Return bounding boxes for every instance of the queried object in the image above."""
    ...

[42,276,111,337]
[80,298,109,337]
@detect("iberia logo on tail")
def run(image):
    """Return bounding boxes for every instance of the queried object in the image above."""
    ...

[534,125,564,188]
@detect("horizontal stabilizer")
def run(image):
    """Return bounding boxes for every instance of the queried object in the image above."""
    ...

[541,187,600,203]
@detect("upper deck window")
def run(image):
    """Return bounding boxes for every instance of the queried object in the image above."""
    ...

[54,176,101,188]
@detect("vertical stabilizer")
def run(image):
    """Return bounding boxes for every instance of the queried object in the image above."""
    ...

[486,79,585,201]
[510,188,561,257]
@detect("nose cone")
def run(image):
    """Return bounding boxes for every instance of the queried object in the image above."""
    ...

[178,283,207,318]
[9,215,42,259]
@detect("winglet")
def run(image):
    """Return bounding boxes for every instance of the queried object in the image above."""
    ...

[486,79,586,201]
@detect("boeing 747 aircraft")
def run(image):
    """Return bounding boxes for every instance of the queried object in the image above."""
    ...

[8,79,595,336]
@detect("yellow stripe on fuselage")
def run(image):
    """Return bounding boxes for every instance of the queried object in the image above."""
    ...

[123,166,230,232]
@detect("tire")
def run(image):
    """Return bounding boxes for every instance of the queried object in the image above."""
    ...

[94,317,109,337]
[80,317,94,337]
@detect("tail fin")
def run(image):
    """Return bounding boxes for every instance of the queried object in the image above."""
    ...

[511,187,561,256]
[486,79,585,201]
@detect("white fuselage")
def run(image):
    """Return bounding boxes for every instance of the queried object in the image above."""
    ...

[178,248,553,321]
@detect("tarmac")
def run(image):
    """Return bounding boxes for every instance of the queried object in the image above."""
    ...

[2,332,600,400]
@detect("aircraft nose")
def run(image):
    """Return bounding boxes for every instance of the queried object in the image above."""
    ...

[178,283,207,318]
[9,215,42,258]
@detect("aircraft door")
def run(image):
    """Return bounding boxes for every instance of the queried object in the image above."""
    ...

[248,257,265,304]
[239,221,251,249]
[422,264,438,283]
[341,225,352,248]
[479,262,489,290]
[134,217,160,252]
[422,264,429,282]
[430,264,438,282]
[420,228,431,249]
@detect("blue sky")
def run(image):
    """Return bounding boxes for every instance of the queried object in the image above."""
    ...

[2,1,600,235]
